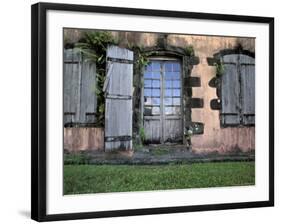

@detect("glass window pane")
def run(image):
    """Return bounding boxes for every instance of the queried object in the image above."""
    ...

[173,80,181,88]
[145,64,152,72]
[165,63,173,72]
[152,80,160,88]
[165,80,172,88]
[152,72,161,79]
[174,107,181,114]
[144,106,152,116]
[165,106,181,115]
[144,88,151,96]
[144,97,152,105]
[164,72,173,80]
[165,89,172,97]
[152,107,160,115]
[173,89,181,96]
[164,98,173,105]
[144,72,152,79]
[173,98,181,105]
[144,80,151,88]
[152,62,161,71]
[173,72,180,79]
[165,107,173,115]
[152,98,160,105]
[173,63,180,72]
[152,89,160,96]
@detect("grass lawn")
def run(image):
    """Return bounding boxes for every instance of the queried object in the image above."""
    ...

[64,162,255,195]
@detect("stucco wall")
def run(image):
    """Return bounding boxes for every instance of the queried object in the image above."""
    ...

[167,35,255,153]
[64,127,104,152]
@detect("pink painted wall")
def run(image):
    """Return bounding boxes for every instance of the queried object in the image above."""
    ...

[192,127,255,153]
[64,127,104,152]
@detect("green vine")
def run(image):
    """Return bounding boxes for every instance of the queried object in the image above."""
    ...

[214,62,225,77]
[184,45,195,57]
[75,31,118,127]
[130,45,151,71]
[139,126,146,143]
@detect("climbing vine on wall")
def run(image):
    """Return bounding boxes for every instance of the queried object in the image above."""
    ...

[214,62,225,77]
[130,45,151,74]
[184,45,195,57]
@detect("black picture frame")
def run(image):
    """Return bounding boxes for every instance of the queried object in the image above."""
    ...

[31,2,274,222]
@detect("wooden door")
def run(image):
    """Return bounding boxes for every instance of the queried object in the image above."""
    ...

[104,45,134,151]
[143,60,183,144]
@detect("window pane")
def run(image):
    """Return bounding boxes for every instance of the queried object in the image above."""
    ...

[173,80,181,88]
[152,62,161,71]
[173,98,181,105]
[144,97,152,105]
[173,63,180,72]
[144,106,152,116]
[165,80,172,88]
[144,80,151,87]
[174,107,181,114]
[152,89,160,96]
[152,72,161,79]
[152,80,160,88]
[165,63,173,72]
[164,98,173,105]
[144,88,151,96]
[165,106,181,115]
[165,107,173,115]
[173,72,180,79]
[145,64,152,72]
[173,89,181,96]
[144,72,152,79]
[152,107,160,115]
[152,98,160,105]
[165,89,172,97]
[164,72,173,80]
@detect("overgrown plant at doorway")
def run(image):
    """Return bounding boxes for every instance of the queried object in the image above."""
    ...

[75,32,152,129]
[129,45,151,147]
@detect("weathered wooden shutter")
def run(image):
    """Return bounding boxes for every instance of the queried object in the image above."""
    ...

[104,45,134,151]
[240,55,255,125]
[221,54,241,125]
[80,60,97,123]
[63,49,97,125]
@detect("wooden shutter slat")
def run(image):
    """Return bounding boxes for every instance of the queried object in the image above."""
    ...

[80,61,97,123]
[240,55,255,125]
[221,54,240,125]
[105,45,134,151]
[106,45,134,61]
[223,54,239,64]
[102,62,113,92]
[63,49,81,124]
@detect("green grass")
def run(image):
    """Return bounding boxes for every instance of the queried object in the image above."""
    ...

[64,162,255,195]
[64,152,92,165]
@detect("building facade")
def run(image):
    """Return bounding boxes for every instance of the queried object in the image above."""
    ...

[63,30,255,154]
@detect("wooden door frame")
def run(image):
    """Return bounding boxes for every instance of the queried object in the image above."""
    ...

[132,44,199,145]
[141,53,187,144]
